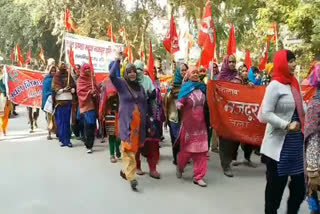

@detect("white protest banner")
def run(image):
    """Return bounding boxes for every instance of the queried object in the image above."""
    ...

[64,32,124,72]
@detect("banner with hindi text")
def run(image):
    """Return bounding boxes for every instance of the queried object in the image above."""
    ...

[207,80,316,146]
[64,33,124,72]
[4,66,45,108]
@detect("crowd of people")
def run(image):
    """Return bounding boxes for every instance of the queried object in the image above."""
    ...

[1,49,320,214]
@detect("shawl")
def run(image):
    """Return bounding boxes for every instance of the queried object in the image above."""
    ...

[134,60,155,94]
[217,55,237,81]
[98,76,117,121]
[173,67,183,86]
[304,88,320,142]
[52,66,75,93]
[41,74,54,109]
[248,67,262,85]
[77,64,99,113]
[178,66,206,100]
[272,49,305,130]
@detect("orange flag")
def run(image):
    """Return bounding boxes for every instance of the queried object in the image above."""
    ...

[16,44,25,66]
[65,8,78,33]
[69,45,77,72]
[148,41,155,82]
[244,49,252,70]
[38,47,45,64]
[107,24,116,42]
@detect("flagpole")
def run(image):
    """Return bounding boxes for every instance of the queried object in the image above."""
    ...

[59,31,65,63]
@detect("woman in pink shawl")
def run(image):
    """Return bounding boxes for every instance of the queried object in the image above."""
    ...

[175,66,209,187]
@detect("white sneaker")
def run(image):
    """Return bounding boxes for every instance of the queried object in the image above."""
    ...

[87,149,93,154]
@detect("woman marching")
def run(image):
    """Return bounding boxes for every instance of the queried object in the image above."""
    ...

[175,66,209,187]
[52,62,76,147]
[41,65,57,140]
[0,66,10,136]
[259,50,305,214]
[99,69,121,163]
[77,64,100,154]
[304,63,320,213]
[110,56,147,191]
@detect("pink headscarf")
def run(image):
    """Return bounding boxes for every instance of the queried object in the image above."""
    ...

[183,66,198,82]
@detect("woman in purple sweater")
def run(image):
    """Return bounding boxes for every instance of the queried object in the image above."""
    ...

[110,59,147,191]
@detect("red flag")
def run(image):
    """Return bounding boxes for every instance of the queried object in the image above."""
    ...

[198,0,216,67]
[38,47,45,64]
[69,45,77,72]
[10,47,15,63]
[163,14,180,54]
[64,8,71,31]
[244,49,252,70]
[227,24,236,55]
[107,24,116,42]
[65,8,78,33]
[25,48,32,65]
[259,38,270,71]
[16,44,25,66]
[88,49,95,76]
[148,41,155,82]
[140,42,144,60]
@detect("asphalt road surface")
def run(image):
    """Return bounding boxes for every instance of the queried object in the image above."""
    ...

[0,107,308,214]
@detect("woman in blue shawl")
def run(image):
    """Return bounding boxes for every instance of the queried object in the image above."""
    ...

[41,65,56,140]
[248,66,262,85]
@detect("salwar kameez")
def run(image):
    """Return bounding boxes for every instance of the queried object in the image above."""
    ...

[176,89,208,181]
[0,100,10,134]
[55,103,72,146]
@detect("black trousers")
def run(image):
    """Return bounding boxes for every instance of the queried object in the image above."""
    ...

[84,120,95,149]
[219,137,240,170]
[262,155,305,214]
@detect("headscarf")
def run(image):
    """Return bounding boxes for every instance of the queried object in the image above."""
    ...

[265,63,274,75]
[77,64,99,113]
[52,62,75,93]
[134,60,154,94]
[178,66,206,100]
[109,61,121,77]
[45,58,55,73]
[272,49,305,130]
[305,64,320,141]
[217,55,238,81]
[208,62,219,80]
[41,65,55,109]
[123,63,140,91]
[173,67,183,86]
[99,76,118,121]
[248,67,262,85]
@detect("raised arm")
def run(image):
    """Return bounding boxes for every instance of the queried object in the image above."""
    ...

[109,60,124,93]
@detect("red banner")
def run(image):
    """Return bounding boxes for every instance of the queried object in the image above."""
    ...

[207,80,316,146]
[5,66,45,108]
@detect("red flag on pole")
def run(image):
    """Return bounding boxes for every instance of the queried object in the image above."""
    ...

[227,24,236,55]
[163,14,180,54]
[25,48,32,65]
[124,45,133,63]
[16,44,25,66]
[65,8,78,33]
[244,49,252,70]
[198,0,216,67]
[259,38,270,71]
[140,42,144,60]
[148,41,155,82]
[69,45,77,72]
[88,49,95,76]
[107,24,116,43]
[38,47,45,64]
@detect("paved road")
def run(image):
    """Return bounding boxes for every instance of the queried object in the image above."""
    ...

[0,107,308,214]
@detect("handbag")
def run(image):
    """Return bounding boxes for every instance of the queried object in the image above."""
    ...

[43,95,53,113]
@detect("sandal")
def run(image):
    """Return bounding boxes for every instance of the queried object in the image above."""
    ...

[110,156,117,163]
